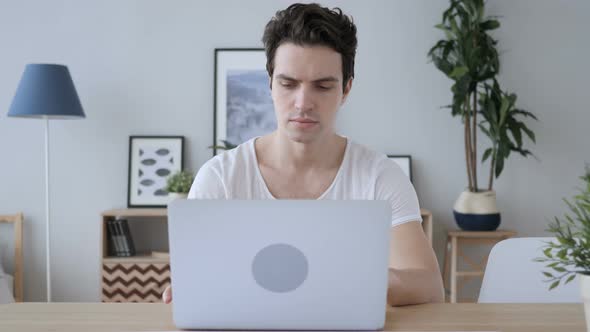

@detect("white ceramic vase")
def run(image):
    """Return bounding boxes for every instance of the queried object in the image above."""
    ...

[168,192,188,201]
[453,189,501,231]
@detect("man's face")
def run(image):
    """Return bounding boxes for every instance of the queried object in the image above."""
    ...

[270,43,351,144]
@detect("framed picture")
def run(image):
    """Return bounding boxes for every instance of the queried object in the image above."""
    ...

[213,48,276,155]
[387,155,413,183]
[127,135,185,208]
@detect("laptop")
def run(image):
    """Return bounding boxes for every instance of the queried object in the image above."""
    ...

[167,199,391,330]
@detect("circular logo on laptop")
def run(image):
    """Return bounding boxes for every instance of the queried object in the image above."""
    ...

[252,243,308,293]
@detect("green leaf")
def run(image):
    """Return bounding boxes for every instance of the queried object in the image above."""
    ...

[494,147,505,178]
[449,16,460,37]
[549,280,560,290]
[499,96,510,125]
[480,20,500,31]
[509,122,523,147]
[557,236,568,245]
[521,125,536,143]
[442,26,454,40]
[565,274,576,284]
[477,1,484,19]
[435,24,453,40]
[508,93,517,105]
[552,266,567,273]
[442,7,452,22]
[220,140,237,149]
[482,148,493,163]
[514,109,538,120]
[543,271,554,278]
[449,66,469,79]
[433,57,453,76]
[479,125,491,138]
[544,247,553,258]
[486,98,498,124]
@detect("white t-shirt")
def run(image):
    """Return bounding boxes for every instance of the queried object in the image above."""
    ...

[188,137,422,227]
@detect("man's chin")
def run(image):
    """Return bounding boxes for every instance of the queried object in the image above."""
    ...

[284,130,322,144]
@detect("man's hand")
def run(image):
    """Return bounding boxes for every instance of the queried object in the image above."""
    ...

[162,285,172,304]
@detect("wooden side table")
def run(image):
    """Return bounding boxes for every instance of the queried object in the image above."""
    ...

[442,229,517,303]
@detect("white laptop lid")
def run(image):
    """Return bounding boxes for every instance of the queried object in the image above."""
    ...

[168,199,391,330]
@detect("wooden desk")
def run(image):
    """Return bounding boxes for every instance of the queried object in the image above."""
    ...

[0,303,585,332]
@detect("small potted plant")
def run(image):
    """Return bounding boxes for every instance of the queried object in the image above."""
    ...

[165,170,194,200]
[536,166,590,328]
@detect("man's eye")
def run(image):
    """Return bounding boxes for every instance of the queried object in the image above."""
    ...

[317,85,333,91]
[280,82,295,88]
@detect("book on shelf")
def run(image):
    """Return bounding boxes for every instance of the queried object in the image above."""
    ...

[107,219,125,256]
[107,218,136,257]
[118,218,136,256]
[106,219,119,256]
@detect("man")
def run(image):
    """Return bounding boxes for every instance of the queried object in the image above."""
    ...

[163,3,444,306]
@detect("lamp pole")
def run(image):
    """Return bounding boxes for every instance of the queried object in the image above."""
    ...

[44,117,52,302]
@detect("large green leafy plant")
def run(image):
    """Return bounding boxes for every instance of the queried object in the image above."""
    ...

[536,167,590,290]
[428,0,537,192]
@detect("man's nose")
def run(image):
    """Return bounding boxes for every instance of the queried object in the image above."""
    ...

[294,86,314,112]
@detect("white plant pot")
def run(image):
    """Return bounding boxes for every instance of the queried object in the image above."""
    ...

[453,189,501,231]
[580,274,590,331]
[168,192,188,201]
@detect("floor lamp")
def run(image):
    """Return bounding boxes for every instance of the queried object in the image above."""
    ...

[7,64,85,302]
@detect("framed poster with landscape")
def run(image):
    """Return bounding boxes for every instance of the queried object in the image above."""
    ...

[213,48,276,156]
[127,135,184,208]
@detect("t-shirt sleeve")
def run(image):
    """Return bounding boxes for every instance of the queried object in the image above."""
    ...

[187,158,227,199]
[375,158,422,227]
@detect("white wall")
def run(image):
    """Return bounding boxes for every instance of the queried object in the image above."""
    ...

[0,0,588,302]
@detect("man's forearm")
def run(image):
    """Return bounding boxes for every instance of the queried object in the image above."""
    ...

[387,268,444,306]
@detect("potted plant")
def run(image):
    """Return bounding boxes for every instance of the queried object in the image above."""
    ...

[166,170,194,200]
[428,0,537,231]
[536,167,590,329]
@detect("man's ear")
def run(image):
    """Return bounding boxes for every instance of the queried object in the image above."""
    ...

[341,78,353,105]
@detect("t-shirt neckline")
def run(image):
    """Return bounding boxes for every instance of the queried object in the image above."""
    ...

[249,136,351,200]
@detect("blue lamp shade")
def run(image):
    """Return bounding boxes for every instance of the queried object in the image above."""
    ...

[7,64,85,119]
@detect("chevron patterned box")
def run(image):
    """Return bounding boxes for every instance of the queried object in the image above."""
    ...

[102,262,170,303]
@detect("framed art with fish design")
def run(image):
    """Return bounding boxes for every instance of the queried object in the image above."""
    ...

[127,135,185,208]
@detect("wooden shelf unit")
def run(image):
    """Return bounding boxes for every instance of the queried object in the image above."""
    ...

[100,208,170,303]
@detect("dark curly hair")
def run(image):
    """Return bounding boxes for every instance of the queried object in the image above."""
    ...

[262,3,357,91]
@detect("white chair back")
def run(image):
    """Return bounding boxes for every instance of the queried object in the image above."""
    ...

[478,237,581,303]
